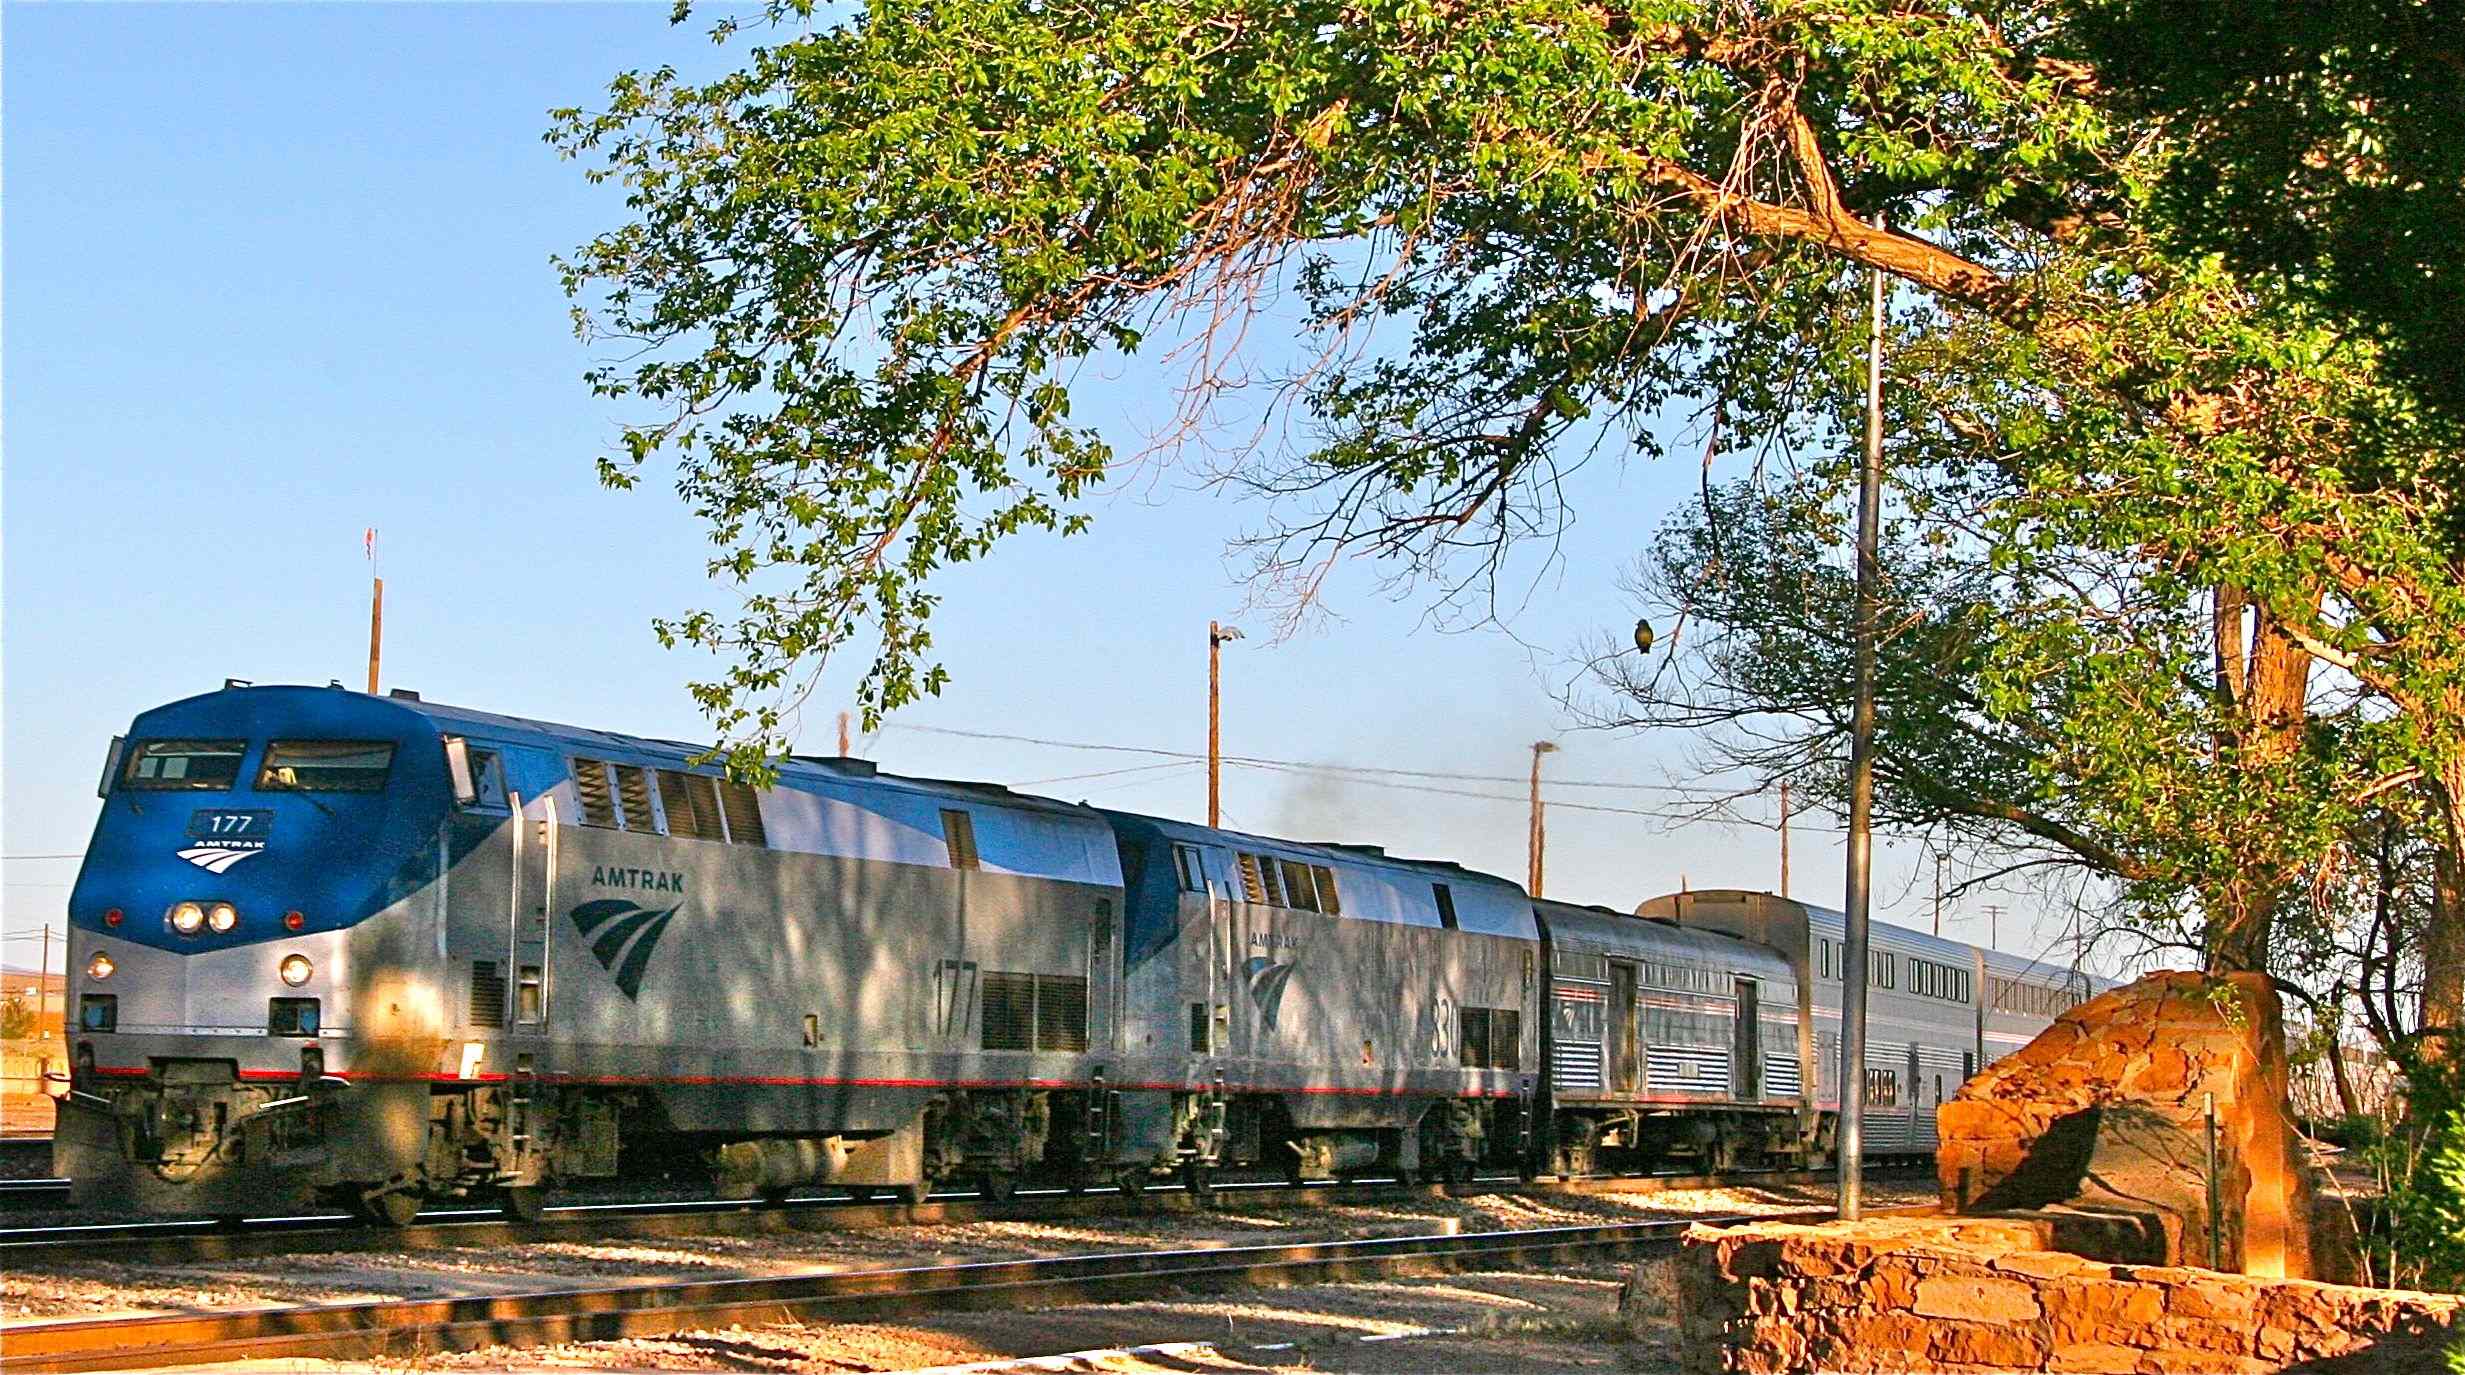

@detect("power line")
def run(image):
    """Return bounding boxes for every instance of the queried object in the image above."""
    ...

[1223,760,1687,821]
[1008,761,1194,787]
[886,723,1735,796]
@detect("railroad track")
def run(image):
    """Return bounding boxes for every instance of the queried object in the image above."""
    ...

[1,1200,1906,1373]
[0,1164,1908,1265]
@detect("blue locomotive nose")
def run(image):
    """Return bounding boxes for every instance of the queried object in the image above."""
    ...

[70,686,453,949]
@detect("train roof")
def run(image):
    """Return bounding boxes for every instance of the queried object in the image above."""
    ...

[1638,887,2101,984]
[1534,897,1794,981]
[166,683,1109,824]
[1096,809,1539,938]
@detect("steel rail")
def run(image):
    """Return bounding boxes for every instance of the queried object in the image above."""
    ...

[2,1205,1901,1373]
[0,1165,1913,1266]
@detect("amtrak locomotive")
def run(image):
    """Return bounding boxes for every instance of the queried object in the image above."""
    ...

[56,684,2100,1222]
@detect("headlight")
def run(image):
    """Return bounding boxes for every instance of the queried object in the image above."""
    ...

[279,954,313,987]
[207,903,238,933]
[169,902,205,935]
[86,953,114,980]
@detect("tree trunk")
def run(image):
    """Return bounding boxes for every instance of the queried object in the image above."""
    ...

[2421,764,2465,1063]
[2202,587,2316,974]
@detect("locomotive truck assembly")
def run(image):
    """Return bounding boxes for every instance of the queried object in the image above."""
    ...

[55,683,2100,1223]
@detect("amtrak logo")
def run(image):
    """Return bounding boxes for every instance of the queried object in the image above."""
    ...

[177,845,261,874]
[1244,956,1297,1031]
[569,899,679,999]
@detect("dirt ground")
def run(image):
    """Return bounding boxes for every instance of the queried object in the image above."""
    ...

[5,1178,1935,1328]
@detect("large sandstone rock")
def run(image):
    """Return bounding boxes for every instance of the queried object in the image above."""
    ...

[1936,971,2353,1281]
[1665,1216,2461,1374]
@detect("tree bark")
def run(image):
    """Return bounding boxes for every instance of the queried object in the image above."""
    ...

[2422,766,2465,1062]
[2202,587,2316,974]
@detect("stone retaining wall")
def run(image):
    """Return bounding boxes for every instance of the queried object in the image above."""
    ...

[1669,1216,2459,1374]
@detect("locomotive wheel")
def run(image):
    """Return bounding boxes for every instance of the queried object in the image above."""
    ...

[500,1186,548,1223]
[1114,1168,1148,1200]
[1447,1158,1478,1187]
[356,1190,421,1228]
[1180,1163,1217,1205]
[891,1180,928,1207]
[757,1186,793,1209]
[978,1172,1017,1204]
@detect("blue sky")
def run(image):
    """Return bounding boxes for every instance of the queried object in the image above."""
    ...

[1,3,2094,973]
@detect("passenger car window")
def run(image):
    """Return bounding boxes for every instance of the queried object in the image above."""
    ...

[122,739,247,791]
[258,741,395,792]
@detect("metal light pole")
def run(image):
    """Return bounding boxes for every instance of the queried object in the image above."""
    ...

[1838,244,1888,1223]
[1208,622,1242,828]
[1779,780,1793,898]
[1527,742,1559,895]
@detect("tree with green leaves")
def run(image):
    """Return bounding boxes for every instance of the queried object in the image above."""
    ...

[553,0,2462,985]
[1593,455,2374,974]
[2066,0,2465,422]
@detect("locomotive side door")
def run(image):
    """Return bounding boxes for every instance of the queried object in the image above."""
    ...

[507,793,557,1034]
[1606,960,1639,1094]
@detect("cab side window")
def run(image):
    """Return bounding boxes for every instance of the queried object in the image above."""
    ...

[1172,844,1207,892]
[462,748,508,809]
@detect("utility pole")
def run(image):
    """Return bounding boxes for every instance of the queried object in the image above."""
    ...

[1208,622,1242,827]
[838,711,852,758]
[1838,232,1888,1223]
[1779,780,1792,898]
[364,528,382,694]
[1527,741,1559,896]
[36,924,51,1041]
[1932,853,1947,937]
[1984,904,2007,953]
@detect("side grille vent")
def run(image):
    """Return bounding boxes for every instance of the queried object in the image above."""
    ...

[469,961,506,1028]
[718,779,767,847]
[978,972,1087,1052]
[658,770,721,840]
[613,764,654,831]
[1035,975,1089,1053]
[981,973,1035,1051]
[572,759,617,828]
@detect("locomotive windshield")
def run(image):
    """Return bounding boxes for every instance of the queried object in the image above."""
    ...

[120,738,246,790]
[257,739,396,792]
